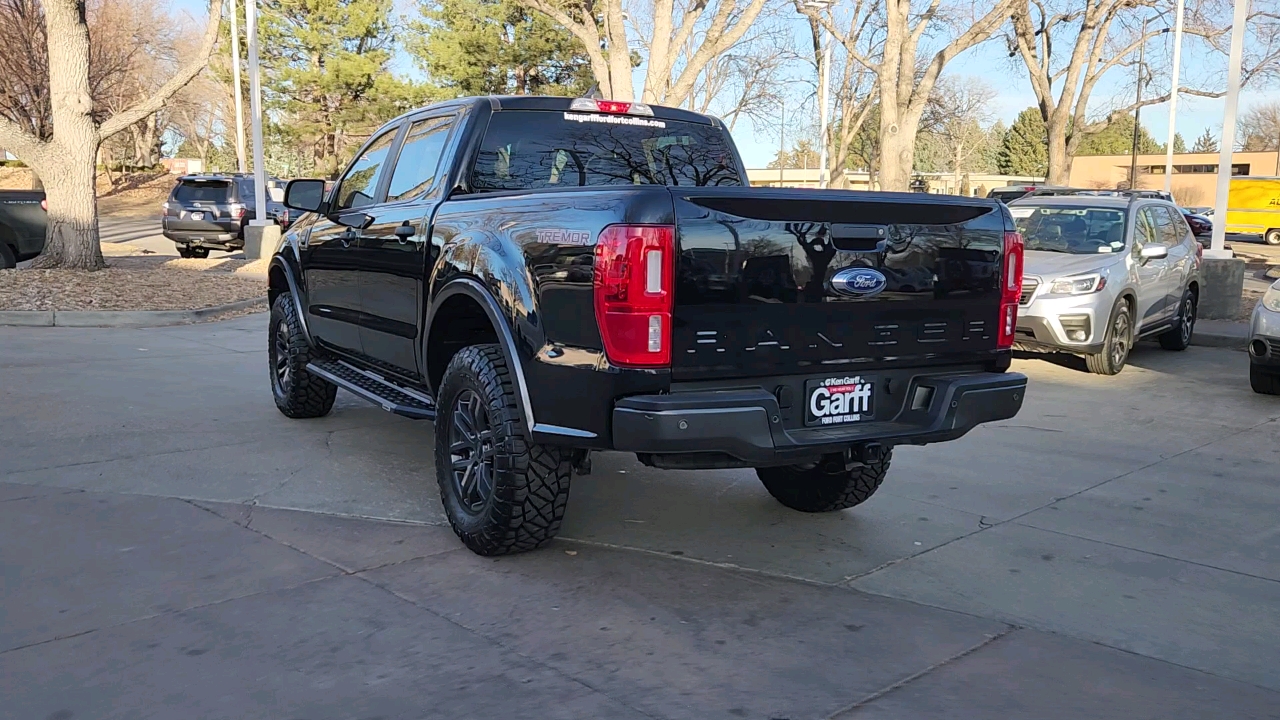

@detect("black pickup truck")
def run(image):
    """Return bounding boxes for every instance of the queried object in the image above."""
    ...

[0,189,47,268]
[268,96,1028,556]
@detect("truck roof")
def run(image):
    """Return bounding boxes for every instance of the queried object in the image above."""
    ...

[386,95,723,129]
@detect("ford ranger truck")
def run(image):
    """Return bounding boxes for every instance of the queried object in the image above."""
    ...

[266,96,1028,556]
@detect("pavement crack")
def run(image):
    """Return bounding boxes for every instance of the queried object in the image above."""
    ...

[825,626,1018,718]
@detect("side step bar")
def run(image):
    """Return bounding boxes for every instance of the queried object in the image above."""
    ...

[306,358,436,420]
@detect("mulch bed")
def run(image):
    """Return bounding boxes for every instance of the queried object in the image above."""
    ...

[0,257,268,312]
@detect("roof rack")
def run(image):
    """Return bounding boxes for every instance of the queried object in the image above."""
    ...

[1024,187,1173,202]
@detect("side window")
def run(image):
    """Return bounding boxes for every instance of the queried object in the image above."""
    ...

[1158,206,1189,246]
[1135,208,1159,248]
[335,129,398,211]
[385,117,453,202]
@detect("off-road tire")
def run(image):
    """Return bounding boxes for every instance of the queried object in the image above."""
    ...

[268,294,337,418]
[757,451,892,513]
[1087,300,1133,375]
[178,246,210,259]
[435,344,572,556]
[1158,289,1197,351]
[0,242,16,269]
[1250,365,1280,395]
[1265,229,1280,246]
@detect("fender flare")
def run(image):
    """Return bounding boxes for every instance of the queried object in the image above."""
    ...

[426,278,535,435]
[269,255,313,347]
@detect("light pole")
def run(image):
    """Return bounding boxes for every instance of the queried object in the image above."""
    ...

[228,0,247,174]
[1128,17,1150,190]
[245,0,267,222]
[803,0,833,189]
[1208,0,1250,258]
[1163,0,1185,192]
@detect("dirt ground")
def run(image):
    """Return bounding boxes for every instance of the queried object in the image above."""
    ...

[0,167,174,217]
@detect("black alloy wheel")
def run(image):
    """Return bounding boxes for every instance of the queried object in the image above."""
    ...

[448,389,496,515]
[273,318,292,391]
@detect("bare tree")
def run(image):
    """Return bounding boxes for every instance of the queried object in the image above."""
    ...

[517,0,773,106]
[930,76,995,191]
[686,21,792,132]
[1238,101,1280,151]
[1008,0,1279,186]
[0,0,221,269]
[804,0,1016,191]
[798,12,877,187]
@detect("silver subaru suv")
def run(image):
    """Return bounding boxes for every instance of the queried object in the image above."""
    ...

[1008,193,1202,375]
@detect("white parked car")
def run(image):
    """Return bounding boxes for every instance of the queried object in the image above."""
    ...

[1249,279,1280,394]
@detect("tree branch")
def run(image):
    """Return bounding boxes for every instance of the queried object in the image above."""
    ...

[0,115,47,167]
[99,0,223,139]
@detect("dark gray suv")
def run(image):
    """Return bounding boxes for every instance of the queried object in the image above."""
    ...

[161,174,289,258]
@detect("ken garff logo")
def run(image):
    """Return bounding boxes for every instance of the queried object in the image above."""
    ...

[830,267,888,297]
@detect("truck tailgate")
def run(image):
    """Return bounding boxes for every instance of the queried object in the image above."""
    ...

[670,188,1009,381]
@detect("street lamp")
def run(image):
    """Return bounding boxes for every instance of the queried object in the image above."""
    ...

[1130,17,1172,191]
[803,0,833,189]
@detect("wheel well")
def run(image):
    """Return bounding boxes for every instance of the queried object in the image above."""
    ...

[426,294,499,393]
[268,265,289,306]
[1187,281,1199,300]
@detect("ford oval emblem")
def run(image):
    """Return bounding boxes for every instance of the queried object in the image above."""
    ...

[830,267,887,297]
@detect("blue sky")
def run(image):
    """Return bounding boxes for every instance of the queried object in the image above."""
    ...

[172,0,1273,168]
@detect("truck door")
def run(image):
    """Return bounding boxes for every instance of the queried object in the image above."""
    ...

[303,128,399,354]
[354,114,456,379]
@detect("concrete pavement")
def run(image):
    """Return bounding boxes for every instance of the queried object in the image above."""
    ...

[2,315,1280,718]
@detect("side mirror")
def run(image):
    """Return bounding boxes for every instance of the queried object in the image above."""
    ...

[284,178,326,213]
[1139,245,1168,260]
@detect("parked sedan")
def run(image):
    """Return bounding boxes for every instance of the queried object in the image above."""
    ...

[1249,279,1280,395]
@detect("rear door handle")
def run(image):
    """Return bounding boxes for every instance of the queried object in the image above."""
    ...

[394,223,418,244]
[339,229,358,247]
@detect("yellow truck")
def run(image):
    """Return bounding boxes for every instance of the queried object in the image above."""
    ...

[1226,176,1280,245]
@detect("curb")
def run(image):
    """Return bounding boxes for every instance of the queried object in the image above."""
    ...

[0,297,267,328]
[1190,331,1248,350]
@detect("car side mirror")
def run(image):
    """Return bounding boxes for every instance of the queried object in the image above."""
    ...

[284,178,326,213]
[1139,245,1168,260]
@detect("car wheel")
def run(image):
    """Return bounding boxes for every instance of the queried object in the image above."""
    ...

[177,246,195,258]
[435,344,572,556]
[1266,229,1280,246]
[1086,300,1132,375]
[188,247,210,259]
[0,243,16,269]
[268,294,337,418]
[1158,289,1196,351]
[756,450,892,513]
[1250,365,1280,395]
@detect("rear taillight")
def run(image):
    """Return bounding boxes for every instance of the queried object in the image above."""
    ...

[40,199,47,211]
[593,224,675,367]
[229,203,246,219]
[997,231,1024,349]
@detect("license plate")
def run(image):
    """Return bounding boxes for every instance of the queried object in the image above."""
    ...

[190,211,204,221]
[804,375,874,427]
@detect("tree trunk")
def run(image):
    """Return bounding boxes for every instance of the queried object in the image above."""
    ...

[32,131,103,270]
[1046,119,1071,185]
[878,108,918,192]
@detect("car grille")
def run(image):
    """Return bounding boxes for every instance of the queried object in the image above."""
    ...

[1019,278,1039,305]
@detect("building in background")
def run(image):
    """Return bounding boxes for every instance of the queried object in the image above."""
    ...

[745,168,1042,196]
[1068,151,1280,207]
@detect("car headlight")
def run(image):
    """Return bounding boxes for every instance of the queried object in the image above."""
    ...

[1048,273,1107,295]
[1264,283,1280,312]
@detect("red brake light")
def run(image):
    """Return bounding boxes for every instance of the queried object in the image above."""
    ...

[998,231,1024,350]
[569,98,655,116]
[594,225,675,367]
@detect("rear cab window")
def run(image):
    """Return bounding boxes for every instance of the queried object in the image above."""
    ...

[470,110,743,192]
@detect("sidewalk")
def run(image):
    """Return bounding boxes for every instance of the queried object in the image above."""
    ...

[1194,319,1250,349]
[3,484,1277,719]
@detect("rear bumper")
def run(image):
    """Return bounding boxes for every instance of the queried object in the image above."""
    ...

[612,372,1026,465]
[163,228,243,249]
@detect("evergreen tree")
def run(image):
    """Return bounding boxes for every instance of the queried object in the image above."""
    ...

[408,0,591,96]
[1192,128,1219,153]
[1173,132,1187,154]
[1076,114,1163,156]
[259,0,431,177]
[998,108,1048,177]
